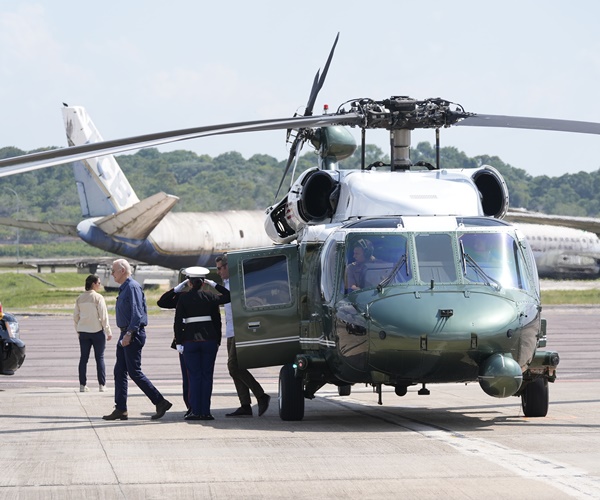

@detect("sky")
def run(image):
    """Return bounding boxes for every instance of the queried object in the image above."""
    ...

[1,1,600,179]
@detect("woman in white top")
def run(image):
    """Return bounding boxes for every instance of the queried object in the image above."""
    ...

[74,274,113,392]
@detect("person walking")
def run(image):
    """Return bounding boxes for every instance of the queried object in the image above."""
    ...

[103,259,172,421]
[174,266,230,421]
[74,274,112,392]
[216,254,271,417]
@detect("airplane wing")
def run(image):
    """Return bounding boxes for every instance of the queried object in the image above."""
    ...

[94,192,179,240]
[0,217,78,236]
[505,210,600,236]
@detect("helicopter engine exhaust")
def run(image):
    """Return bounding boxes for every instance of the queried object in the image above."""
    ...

[265,168,340,243]
[471,165,509,219]
[478,353,523,398]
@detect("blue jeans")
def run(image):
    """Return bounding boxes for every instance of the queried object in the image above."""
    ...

[78,331,106,386]
[114,330,163,411]
[183,340,219,416]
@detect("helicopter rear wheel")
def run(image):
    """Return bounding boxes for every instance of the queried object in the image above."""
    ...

[338,384,351,396]
[521,378,549,417]
[279,364,305,421]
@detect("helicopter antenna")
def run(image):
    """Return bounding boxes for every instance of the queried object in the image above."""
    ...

[361,128,366,170]
[435,128,440,169]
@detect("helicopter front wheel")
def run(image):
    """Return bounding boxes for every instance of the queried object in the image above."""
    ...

[338,384,351,396]
[279,364,305,421]
[521,378,549,417]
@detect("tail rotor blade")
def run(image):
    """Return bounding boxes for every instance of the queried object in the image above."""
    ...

[305,32,339,116]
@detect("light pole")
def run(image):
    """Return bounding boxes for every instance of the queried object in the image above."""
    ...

[6,187,20,266]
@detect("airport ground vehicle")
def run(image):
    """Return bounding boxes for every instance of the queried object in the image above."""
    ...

[0,305,25,375]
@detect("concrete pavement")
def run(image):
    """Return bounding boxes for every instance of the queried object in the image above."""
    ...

[0,310,599,499]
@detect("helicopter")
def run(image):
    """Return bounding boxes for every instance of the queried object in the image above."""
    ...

[4,33,600,421]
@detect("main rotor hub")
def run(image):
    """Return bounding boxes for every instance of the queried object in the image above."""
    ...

[346,96,473,131]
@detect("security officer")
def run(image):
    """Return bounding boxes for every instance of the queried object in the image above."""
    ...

[174,267,230,421]
[157,274,192,416]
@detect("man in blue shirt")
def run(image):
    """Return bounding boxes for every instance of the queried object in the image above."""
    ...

[103,259,172,421]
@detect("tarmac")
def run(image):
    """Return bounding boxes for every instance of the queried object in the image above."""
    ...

[1,310,600,499]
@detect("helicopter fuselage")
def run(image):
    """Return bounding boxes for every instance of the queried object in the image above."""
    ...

[230,213,558,414]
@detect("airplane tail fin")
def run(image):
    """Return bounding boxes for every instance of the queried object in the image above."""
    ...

[95,192,179,240]
[62,105,140,217]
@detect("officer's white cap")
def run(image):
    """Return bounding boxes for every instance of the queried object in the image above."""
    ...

[184,266,209,278]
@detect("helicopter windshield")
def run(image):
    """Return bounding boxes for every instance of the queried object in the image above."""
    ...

[459,232,524,289]
[344,234,409,293]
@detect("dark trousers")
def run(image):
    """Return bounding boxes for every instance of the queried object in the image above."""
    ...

[78,331,106,386]
[179,352,190,410]
[183,340,219,416]
[114,330,163,411]
[227,336,265,406]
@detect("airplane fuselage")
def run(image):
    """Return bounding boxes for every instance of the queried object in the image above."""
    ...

[517,223,600,278]
[77,209,272,269]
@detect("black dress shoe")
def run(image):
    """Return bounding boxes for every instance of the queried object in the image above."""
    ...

[184,413,202,421]
[102,408,128,420]
[184,408,192,418]
[151,399,172,420]
[200,414,215,420]
[258,394,271,416]
[226,406,252,417]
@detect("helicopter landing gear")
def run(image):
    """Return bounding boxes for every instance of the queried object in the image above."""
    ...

[418,383,430,395]
[279,364,305,421]
[338,384,351,396]
[521,378,549,417]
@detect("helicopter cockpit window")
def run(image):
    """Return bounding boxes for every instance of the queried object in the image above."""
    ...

[241,255,292,308]
[415,234,457,283]
[459,232,524,289]
[321,238,342,302]
[344,234,409,293]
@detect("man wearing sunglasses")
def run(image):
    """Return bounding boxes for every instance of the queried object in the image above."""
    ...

[216,254,270,417]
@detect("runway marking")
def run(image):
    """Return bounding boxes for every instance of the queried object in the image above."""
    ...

[340,397,600,499]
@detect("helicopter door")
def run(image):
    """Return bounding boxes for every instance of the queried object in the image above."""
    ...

[228,245,301,369]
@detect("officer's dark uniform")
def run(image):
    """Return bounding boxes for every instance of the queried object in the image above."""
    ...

[157,286,190,412]
[174,282,230,419]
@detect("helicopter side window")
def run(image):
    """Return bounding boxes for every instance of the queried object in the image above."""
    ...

[321,239,342,302]
[415,234,457,282]
[241,255,292,308]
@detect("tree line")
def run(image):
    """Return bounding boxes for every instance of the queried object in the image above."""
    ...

[0,142,599,246]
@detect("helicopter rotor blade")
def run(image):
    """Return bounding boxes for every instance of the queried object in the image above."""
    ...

[457,114,600,135]
[0,113,361,178]
[276,135,304,199]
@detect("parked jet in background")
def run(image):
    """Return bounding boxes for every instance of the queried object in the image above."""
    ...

[506,212,600,279]
[0,105,599,278]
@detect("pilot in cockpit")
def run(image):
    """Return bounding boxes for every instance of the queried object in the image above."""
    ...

[345,239,377,292]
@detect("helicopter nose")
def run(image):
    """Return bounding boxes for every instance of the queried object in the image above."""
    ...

[361,290,533,387]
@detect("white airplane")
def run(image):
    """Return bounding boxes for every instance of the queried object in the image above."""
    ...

[0,105,599,278]
[0,105,272,269]
[505,214,600,279]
